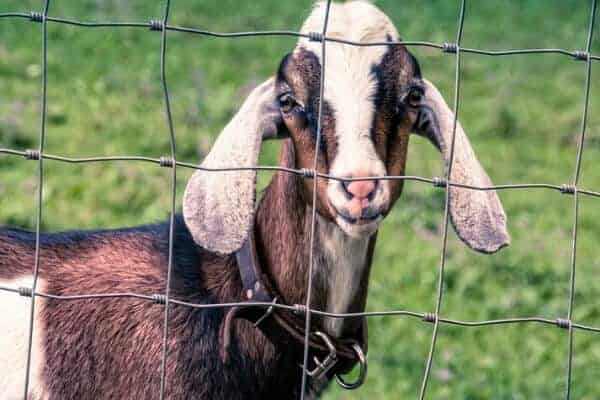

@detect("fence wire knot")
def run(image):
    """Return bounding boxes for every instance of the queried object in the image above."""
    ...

[556,318,572,329]
[29,12,44,23]
[149,20,164,31]
[293,304,307,315]
[432,177,447,188]
[422,312,437,323]
[573,51,590,61]
[442,42,458,53]
[24,149,41,160]
[560,184,576,194]
[300,168,315,178]
[159,156,174,168]
[153,294,167,304]
[308,32,323,42]
[18,286,33,297]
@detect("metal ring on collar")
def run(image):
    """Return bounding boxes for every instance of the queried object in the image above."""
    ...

[335,342,367,390]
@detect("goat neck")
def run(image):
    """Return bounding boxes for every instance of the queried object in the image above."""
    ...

[254,140,376,339]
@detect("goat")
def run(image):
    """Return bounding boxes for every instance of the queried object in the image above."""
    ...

[0,1,509,399]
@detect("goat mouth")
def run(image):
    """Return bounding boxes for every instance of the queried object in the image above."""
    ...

[334,207,382,226]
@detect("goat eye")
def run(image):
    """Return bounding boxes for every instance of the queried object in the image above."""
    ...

[406,88,423,108]
[278,93,297,114]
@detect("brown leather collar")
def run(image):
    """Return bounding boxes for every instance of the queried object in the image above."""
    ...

[219,228,368,379]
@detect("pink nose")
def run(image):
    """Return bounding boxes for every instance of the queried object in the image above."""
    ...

[343,180,377,200]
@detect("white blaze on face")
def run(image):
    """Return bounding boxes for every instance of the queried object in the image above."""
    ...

[299,1,401,337]
[299,1,399,237]
[298,1,397,177]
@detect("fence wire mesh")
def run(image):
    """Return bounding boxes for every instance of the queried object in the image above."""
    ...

[0,0,599,398]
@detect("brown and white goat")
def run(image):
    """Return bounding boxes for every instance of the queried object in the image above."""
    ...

[0,1,509,399]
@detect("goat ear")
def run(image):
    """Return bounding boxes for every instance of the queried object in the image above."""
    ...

[183,78,284,254]
[413,79,510,253]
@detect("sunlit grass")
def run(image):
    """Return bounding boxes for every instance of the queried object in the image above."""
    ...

[1,1,600,398]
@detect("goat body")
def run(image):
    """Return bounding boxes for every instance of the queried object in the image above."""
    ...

[0,2,509,398]
[0,142,373,399]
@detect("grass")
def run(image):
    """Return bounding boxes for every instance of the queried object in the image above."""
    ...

[1,0,600,398]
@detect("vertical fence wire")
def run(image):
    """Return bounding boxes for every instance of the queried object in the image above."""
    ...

[22,1,51,398]
[156,0,178,398]
[573,0,598,186]
[418,1,466,398]
[300,1,332,398]
[565,189,580,399]
[564,1,597,398]
[0,1,599,399]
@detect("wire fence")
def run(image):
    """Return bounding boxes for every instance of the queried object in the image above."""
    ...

[0,0,599,399]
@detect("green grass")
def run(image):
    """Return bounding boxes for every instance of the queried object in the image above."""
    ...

[2,1,600,398]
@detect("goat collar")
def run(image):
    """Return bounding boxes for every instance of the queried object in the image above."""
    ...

[219,227,368,383]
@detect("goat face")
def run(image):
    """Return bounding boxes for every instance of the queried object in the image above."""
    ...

[183,1,510,255]
[274,2,423,238]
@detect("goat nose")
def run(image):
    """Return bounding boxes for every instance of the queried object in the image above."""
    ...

[342,179,377,200]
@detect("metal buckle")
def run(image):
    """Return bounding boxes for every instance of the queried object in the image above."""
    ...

[301,331,338,379]
[335,342,367,390]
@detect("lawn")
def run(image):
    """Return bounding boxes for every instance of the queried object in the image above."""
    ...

[1,0,600,398]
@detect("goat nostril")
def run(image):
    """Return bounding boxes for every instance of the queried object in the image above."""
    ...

[341,180,353,200]
[367,179,378,201]
[344,180,377,200]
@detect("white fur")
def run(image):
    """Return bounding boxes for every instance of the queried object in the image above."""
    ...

[0,276,46,400]
[298,2,398,335]
[299,1,396,236]
[299,1,396,178]
[316,214,370,337]
[183,78,277,254]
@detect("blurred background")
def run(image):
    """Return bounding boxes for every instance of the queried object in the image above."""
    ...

[1,1,600,398]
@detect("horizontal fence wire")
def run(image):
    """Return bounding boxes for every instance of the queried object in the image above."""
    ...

[3,148,600,197]
[0,0,598,399]
[2,11,600,59]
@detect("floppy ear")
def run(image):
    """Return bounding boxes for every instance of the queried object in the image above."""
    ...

[183,78,284,254]
[413,79,510,253]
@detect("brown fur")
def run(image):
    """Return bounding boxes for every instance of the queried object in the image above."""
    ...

[278,49,338,221]
[276,46,421,224]
[0,32,421,400]
[0,143,375,399]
